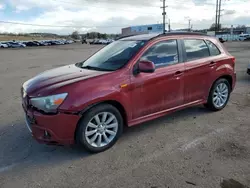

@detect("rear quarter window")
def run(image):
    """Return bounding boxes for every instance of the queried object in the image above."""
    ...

[206,40,221,56]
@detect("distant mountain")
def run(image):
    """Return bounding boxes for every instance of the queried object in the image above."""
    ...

[28,33,59,37]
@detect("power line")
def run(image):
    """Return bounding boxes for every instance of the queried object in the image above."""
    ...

[0,20,130,28]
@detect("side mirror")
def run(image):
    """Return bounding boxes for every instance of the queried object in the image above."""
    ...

[138,60,155,73]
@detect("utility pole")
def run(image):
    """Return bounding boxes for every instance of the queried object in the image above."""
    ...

[215,0,218,32]
[188,19,191,31]
[160,0,167,34]
[168,19,171,32]
[217,0,222,31]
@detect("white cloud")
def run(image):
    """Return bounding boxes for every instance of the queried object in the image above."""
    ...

[0,3,5,10]
[0,0,250,34]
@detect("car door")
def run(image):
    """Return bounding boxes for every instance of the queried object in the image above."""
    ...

[130,39,184,119]
[182,38,213,104]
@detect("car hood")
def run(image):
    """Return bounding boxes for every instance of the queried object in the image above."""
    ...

[23,64,110,96]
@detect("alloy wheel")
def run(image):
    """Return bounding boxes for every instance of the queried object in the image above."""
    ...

[85,112,118,148]
[212,83,229,108]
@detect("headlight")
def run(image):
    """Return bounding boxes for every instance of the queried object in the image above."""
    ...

[30,93,68,113]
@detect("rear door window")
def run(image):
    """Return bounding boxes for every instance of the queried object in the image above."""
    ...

[183,39,210,61]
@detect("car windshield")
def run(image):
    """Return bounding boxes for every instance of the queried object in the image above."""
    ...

[78,40,146,71]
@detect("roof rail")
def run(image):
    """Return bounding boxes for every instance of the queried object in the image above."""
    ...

[158,31,208,37]
[115,33,143,40]
[116,31,209,41]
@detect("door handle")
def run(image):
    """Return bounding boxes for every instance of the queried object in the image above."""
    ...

[209,61,216,67]
[174,71,183,77]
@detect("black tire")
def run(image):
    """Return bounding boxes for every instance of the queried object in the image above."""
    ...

[76,104,123,153]
[204,78,231,111]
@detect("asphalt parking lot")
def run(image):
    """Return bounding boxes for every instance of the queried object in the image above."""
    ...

[0,42,249,188]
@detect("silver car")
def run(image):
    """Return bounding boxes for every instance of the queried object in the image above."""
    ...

[0,42,8,48]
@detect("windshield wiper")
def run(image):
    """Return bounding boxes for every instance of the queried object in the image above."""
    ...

[81,65,113,71]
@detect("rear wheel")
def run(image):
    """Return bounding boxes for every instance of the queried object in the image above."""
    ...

[204,78,231,111]
[76,104,123,153]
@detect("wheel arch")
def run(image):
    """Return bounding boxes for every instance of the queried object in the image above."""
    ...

[215,75,233,90]
[74,100,128,141]
[206,74,233,103]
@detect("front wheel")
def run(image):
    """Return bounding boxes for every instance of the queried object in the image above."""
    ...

[204,78,231,111]
[76,104,123,153]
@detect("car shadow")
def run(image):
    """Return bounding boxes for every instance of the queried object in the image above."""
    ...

[0,122,89,170]
[0,105,211,172]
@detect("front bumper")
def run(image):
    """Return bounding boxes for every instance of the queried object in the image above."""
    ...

[23,106,80,145]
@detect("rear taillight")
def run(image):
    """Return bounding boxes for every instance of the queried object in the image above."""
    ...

[232,57,235,63]
[231,56,236,69]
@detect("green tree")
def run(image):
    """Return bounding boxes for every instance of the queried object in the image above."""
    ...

[71,31,80,39]
[209,23,221,31]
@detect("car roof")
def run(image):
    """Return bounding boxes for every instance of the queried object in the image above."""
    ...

[119,32,208,41]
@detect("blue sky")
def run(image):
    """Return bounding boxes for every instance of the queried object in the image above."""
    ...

[0,0,249,34]
[0,5,43,21]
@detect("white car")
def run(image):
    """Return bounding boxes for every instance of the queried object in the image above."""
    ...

[239,34,250,41]
[100,39,110,44]
[0,42,8,48]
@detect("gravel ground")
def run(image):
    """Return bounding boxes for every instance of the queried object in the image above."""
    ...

[0,42,249,188]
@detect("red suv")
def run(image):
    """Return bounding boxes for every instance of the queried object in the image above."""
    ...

[22,32,236,152]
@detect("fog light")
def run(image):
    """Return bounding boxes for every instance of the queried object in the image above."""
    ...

[44,131,51,139]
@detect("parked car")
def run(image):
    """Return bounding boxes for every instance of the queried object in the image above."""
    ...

[98,39,108,44]
[21,32,236,153]
[67,40,74,44]
[247,64,250,75]
[63,40,73,44]
[33,41,43,46]
[7,42,26,48]
[53,40,63,45]
[107,39,114,44]
[39,41,50,46]
[218,37,226,43]
[89,39,106,45]
[0,42,8,48]
[239,34,250,41]
[25,41,40,47]
[48,40,58,45]
[89,39,98,44]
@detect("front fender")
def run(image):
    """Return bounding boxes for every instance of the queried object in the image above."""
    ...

[60,85,131,120]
